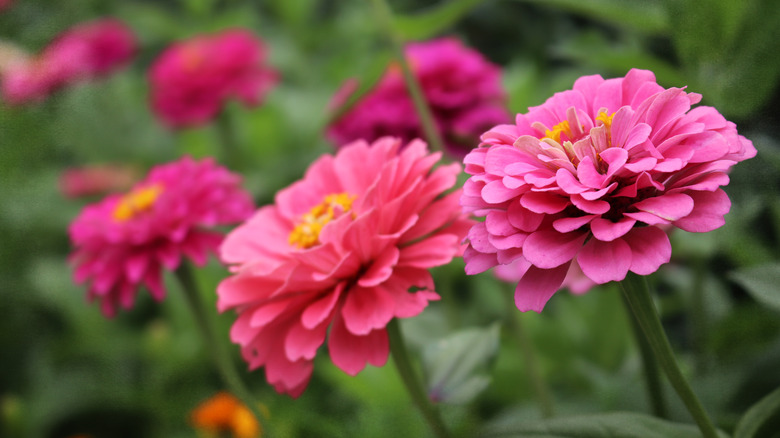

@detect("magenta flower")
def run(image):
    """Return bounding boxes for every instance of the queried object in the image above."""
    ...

[461,69,756,312]
[1,18,135,105]
[149,29,279,128]
[69,157,254,317]
[327,37,509,157]
[218,137,473,397]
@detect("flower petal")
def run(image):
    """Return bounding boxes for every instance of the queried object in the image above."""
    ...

[514,262,571,312]
[578,237,632,284]
[523,230,587,269]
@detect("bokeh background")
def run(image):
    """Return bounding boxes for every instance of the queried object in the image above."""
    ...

[1,0,779,437]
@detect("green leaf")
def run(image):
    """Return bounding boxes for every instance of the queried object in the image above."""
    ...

[734,386,780,438]
[422,324,500,404]
[513,0,668,35]
[729,263,780,312]
[392,0,485,40]
[481,411,728,437]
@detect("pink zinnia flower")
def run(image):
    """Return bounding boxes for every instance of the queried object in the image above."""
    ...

[1,18,136,105]
[461,68,756,312]
[69,157,254,317]
[149,29,279,128]
[218,137,473,397]
[327,37,509,158]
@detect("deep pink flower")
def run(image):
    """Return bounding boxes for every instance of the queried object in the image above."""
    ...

[461,69,756,312]
[149,29,279,128]
[69,157,254,317]
[327,37,509,158]
[218,137,473,397]
[1,18,135,105]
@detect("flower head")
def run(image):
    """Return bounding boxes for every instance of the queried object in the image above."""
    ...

[327,37,509,158]
[149,29,279,128]
[461,69,756,312]
[1,18,135,105]
[218,137,473,397]
[190,392,263,438]
[69,156,254,317]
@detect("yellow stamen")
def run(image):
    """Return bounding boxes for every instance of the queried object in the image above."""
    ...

[543,120,573,143]
[596,111,615,129]
[113,185,163,222]
[289,193,356,249]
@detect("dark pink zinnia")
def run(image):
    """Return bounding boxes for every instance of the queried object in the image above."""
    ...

[149,29,279,128]
[217,138,473,397]
[461,68,756,312]
[327,37,509,158]
[69,157,254,317]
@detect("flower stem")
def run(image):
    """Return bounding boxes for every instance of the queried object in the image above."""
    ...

[502,287,555,418]
[387,319,451,438]
[215,110,241,169]
[369,0,446,154]
[174,262,268,434]
[619,273,718,438]
[621,291,668,418]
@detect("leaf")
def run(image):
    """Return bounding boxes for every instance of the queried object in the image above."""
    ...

[729,263,780,312]
[480,411,729,438]
[392,0,485,40]
[734,386,780,438]
[512,0,668,35]
[422,324,500,404]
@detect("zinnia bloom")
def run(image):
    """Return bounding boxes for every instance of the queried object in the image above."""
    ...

[461,68,756,312]
[191,392,263,438]
[1,18,135,105]
[149,29,279,128]
[69,156,254,317]
[327,37,508,158]
[218,137,473,397]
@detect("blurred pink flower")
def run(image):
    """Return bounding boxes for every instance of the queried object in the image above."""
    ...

[461,68,756,312]
[69,157,254,317]
[149,29,279,128]
[327,37,509,158]
[59,164,138,198]
[218,137,473,397]
[0,0,13,12]
[1,18,136,105]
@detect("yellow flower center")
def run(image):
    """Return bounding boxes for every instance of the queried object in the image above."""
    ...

[113,185,163,222]
[596,111,615,129]
[288,193,356,249]
[543,120,574,143]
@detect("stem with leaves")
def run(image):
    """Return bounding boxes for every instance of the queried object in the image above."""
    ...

[619,273,719,438]
[387,319,452,438]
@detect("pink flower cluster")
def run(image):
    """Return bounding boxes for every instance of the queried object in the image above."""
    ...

[1,18,136,105]
[327,37,508,157]
[69,157,254,317]
[461,69,756,312]
[149,29,279,128]
[218,138,473,397]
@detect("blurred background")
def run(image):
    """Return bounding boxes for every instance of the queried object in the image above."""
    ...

[1,0,779,437]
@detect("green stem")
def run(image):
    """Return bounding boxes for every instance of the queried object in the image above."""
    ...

[174,263,268,434]
[621,291,668,418]
[215,110,241,169]
[387,319,451,438]
[619,273,718,438]
[502,287,555,418]
[369,0,446,154]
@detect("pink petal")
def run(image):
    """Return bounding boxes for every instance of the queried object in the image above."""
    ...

[285,318,329,361]
[623,227,671,275]
[577,238,632,284]
[514,262,571,312]
[358,247,400,287]
[673,189,731,232]
[571,194,610,214]
[341,285,395,335]
[398,234,459,268]
[553,215,597,233]
[463,246,498,275]
[520,191,569,214]
[590,217,637,242]
[482,180,524,204]
[507,200,545,232]
[523,230,587,269]
[328,315,389,376]
[633,193,694,221]
[301,283,344,329]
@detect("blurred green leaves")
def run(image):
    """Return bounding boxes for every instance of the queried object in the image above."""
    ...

[734,386,780,438]
[730,263,780,313]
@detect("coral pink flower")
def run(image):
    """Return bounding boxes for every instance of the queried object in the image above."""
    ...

[59,164,138,198]
[461,69,756,312]
[149,29,279,128]
[218,137,473,397]
[1,18,135,105]
[69,157,254,317]
[327,37,509,158]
